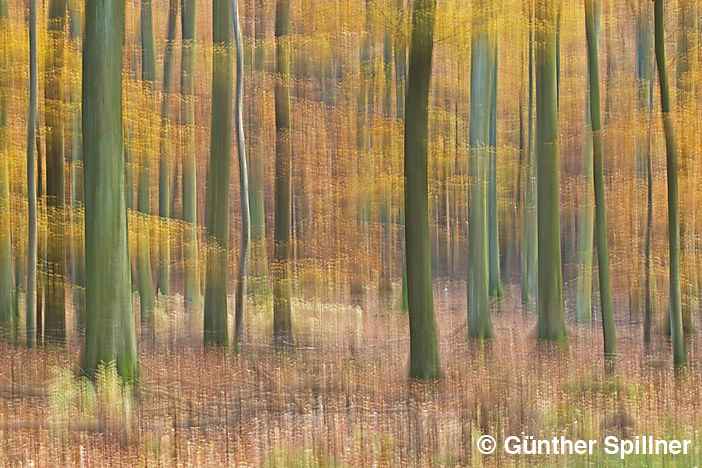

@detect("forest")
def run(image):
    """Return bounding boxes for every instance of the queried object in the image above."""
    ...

[0,0,701,465]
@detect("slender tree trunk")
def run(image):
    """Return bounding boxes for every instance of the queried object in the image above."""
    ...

[0,0,16,334]
[68,0,85,333]
[585,0,615,361]
[181,0,200,311]
[137,0,157,334]
[521,0,538,307]
[232,0,250,348]
[204,0,234,347]
[44,0,68,344]
[535,0,566,341]
[247,0,270,301]
[81,0,138,380]
[26,0,38,347]
[395,0,408,311]
[487,42,502,298]
[157,0,179,298]
[576,85,594,324]
[467,0,495,339]
[404,0,440,379]
[273,0,293,347]
[654,0,687,367]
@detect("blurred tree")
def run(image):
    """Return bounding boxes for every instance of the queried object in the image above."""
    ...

[405,0,440,379]
[204,0,234,347]
[487,40,502,298]
[0,0,16,333]
[26,0,38,346]
[584,0,615,360]
[181,0,200,311]
[467,0,495,339]
[273,0,293,347]
[81,0,138,380]
[535,0,566,341]
[44,0,68,343]
[654,0,687,367]
[137,0,157,333]
[157,0,179,298]
[233,0,250,348]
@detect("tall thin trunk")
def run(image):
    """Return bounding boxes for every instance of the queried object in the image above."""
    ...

[137,0,157,332]
[44,0,68,343]
[81,0,138,380]
[467,0,495,339]
[232,0,250,348]
[405,0,440,379]
[535,0,566,341]
[576,85,594,324]
[585,0,616,361]
[0,0,16,333]
[487,42,502,298]
[26,0,38,347]
[157,0,179,298]
[247,0,269,300]
[181,0,200,311]
[654,0,687,367]
[273,0,293,347]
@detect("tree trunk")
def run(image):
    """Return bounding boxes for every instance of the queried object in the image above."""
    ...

[535,0,566,341]
[181,0,200,311]
[654,0,687,367]
[273,0,293,347]
[232,0,250,348]
[204,0,234,347]
[25,0,38,347]
[404,0,440,379]
[81,0,138,380]
[157,0,179,298]
[44,0,68,344]
[467,0,495,339]
[585,0,616,361]
[487,42,502,298]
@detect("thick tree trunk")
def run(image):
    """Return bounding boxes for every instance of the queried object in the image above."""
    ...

[81,0,138,380]
[404,0,440,379]
[535,0,566,341]
[204,0,234,347]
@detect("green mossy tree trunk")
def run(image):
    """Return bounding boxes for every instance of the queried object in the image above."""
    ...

[535,0,566,341]
[584,0,615,360]
[181,0,200,311]
[467,0,495,339]
[273,0,293,347]
[653,0,687,367]
[204,0,234,347]
[44,0,68,343]
[157,0,179,298]
[81,0,138,380]
[404,0,440,379]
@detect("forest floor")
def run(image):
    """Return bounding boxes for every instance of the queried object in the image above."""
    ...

[0,281,700,467]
